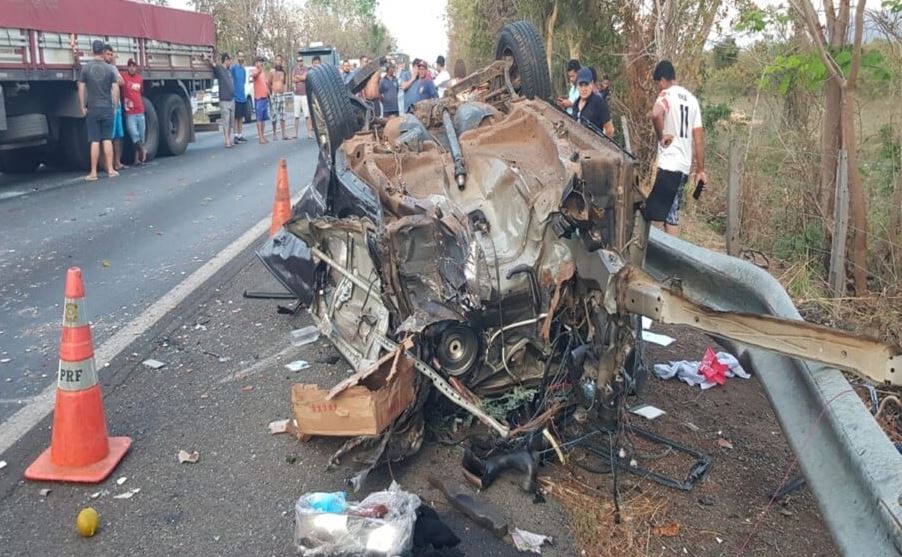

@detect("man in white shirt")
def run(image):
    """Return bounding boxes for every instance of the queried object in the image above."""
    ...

[645,60,707,237]
[434,55,451,98]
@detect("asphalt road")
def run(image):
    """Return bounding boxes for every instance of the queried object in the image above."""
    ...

[0,127,318,424]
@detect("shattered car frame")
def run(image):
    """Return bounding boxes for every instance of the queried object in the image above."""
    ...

[260,21,901,494]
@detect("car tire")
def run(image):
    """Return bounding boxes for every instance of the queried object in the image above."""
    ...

[155,93,190,157]
[0,146,43,174]
[306,64,356,162]
[495,21,552,101]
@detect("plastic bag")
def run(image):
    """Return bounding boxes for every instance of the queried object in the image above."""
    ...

[294,482,421,556]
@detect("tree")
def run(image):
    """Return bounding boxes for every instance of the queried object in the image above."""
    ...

[713,37,740,69]
[789,0,870,294]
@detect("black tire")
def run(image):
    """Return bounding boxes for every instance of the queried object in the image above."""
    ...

[495,21,552,101]
[142,97,160,162]
[348,60,380,94]
[0,146,43,174]
[61,117,90,170]
[306,64,356,162]
[155,93,190,157]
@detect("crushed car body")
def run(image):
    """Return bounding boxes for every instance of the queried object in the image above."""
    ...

[258,21,902,495]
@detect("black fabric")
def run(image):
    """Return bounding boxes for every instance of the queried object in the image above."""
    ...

[85,108,114,142]
[234,100,247,119]
[573,92,610,131]
[413,504,461,554]
[644,168,688,222]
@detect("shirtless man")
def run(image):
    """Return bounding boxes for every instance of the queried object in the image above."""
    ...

[268,54,288,141]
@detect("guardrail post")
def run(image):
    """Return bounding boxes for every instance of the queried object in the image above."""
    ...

[726,140,741,256]
[829,149,849,298]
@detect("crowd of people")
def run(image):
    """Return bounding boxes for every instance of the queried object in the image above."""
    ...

[77,42,702,235]
[77,40,147,182]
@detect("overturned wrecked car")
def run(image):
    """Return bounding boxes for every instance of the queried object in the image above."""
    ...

[260,21,902,499]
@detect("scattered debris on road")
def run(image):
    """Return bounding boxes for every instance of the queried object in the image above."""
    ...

[0,460,7,470]
[115,476,127,486]
[285,360,310,372]
[267,418,298,435]
[113,488,141,500]
[142,359,166,370]
[290,326,319,347]
[629,404,666,420]
[294,482,421,556]
[177,449,200,464]
[511,528,553,553]
[38,488,51,497]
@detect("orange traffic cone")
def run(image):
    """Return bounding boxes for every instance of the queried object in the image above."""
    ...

[25,268,131,483]
[269,158,292,236]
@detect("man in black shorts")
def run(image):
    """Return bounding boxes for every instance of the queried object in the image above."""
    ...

[644,60,706,236]
[78,40,120,181]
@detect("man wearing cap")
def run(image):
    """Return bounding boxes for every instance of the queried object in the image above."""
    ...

[230,51,248,143]
[645,60,705,237]
[401,59,437,113]
[572,67,614,137]
[120,58,147,162]
[291,53,311,140]
[250,56,270,144]
[207,51,236,148]
[78,40,120,181]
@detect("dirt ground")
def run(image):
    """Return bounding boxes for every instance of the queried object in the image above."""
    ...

[534,322,838,557]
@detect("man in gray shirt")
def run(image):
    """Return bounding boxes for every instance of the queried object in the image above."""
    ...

[208,52,236,148]
[78,39,120,181]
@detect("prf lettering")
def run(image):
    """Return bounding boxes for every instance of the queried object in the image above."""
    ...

[60,368,83,383]
[311,403,338,413]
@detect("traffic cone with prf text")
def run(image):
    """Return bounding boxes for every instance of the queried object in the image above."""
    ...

[25,267,131,483]
[270,158,292,236]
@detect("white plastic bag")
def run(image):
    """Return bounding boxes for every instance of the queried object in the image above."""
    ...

[294,482,421,556]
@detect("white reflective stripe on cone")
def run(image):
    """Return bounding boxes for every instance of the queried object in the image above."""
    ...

[57,357,98,392]
[62,297,89,328]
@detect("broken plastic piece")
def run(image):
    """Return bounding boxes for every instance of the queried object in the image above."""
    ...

[511,528,553,553]
[629,404,666,420]
[142,359,165,369]
[291,326,320,347]
[427,474,508,539]
[461,449,539,493]
[286,360,311,372]
[178,449,200,464]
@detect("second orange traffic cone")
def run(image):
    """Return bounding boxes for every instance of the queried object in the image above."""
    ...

[270,158,292,236]
[25,267,131,483]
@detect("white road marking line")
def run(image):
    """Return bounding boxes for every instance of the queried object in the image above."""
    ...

[0,190,303,456]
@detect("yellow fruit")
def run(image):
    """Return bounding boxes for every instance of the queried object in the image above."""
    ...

[76,507,99,537]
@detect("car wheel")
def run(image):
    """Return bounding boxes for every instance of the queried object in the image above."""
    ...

[306,64,356,163]
[495,21,552,101]
[155,93,190,156]
[0,145,44,174]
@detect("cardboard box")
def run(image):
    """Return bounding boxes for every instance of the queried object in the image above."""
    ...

[291,353,416,437]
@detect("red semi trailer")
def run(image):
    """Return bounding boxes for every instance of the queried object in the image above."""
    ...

[0,0,215,173]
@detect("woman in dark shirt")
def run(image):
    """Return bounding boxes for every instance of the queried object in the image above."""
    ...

[573,67,614,137]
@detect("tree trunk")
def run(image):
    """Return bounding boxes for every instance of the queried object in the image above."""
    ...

[840,86,868,293]
[820,78,843,224]
[545,0,559,85]
[892,144,902,276]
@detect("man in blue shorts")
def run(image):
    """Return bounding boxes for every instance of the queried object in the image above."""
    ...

[250,56,270,144]
[103,45,127,170]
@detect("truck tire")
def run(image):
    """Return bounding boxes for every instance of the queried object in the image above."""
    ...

[61,117,90,171]
[306,64,355,163]
[156,93,190,157]
[0,146,43,174]
[495,21,552,101]
[142,97,160,162]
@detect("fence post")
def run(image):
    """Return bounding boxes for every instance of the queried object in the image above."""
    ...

[726,140,741,256]
[829,149,849,298]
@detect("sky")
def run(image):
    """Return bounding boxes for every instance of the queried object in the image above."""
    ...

[168,0,450,63]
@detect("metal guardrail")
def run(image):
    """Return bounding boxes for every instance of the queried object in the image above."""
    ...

[645,228,902,557]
